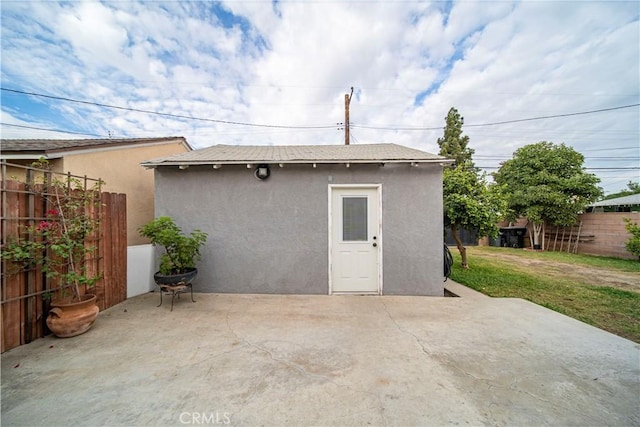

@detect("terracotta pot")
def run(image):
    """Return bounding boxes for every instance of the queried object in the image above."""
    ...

[46,294,99,338]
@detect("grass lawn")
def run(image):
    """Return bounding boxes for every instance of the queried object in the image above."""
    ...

[449,246,640,343]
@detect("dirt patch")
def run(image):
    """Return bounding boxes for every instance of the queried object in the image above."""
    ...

[470,250,640,293]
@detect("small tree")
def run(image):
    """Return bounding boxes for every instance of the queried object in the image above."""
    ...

[437,107,474,167]
[493,142,602,248]
[139,216,208,275]
[438,107,506,268]
[443,162,506,268]
[623,218,640,260]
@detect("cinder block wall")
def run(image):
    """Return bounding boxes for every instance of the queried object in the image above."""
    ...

[482,214,638,260]
[578,212,638,259]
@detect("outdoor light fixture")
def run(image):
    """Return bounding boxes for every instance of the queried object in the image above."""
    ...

[255,164,271,180]
[179,165,189,170]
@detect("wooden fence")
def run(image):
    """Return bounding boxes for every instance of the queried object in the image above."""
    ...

[1,162,127,352]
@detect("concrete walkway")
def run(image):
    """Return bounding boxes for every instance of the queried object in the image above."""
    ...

[2,289,639,426]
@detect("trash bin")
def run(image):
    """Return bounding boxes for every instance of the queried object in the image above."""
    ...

[489,233,502,247]
[499,227,527,248]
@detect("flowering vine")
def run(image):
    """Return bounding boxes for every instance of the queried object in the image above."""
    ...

[1,160,103,302]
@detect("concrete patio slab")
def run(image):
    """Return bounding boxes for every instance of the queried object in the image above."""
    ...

[2,292,639,426]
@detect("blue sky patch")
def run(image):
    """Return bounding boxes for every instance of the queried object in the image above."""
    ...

[440,0,454,26]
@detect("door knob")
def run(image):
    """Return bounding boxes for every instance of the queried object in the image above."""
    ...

[373,242,377,247]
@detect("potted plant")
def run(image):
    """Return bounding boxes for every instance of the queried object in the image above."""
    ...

[138,216,208,286]
[1,161,102,337]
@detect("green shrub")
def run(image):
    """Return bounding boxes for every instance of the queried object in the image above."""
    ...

[139,216,208,275]
[623,218,640,260]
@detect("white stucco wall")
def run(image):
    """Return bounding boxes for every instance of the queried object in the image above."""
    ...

[153,163,445,296]
[127,244,155,298]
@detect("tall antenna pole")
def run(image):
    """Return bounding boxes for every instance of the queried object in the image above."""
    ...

[344,86,353,145]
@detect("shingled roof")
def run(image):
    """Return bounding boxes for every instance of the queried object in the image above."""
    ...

[142,143,451,167]
[1,137,190,157]
[590,194,640,207]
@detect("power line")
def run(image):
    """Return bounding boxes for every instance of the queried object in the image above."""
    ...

[3,87,638,132]
[0,122,102,137]
[475,155,639,159]
[477,166,640,170]
[351,104,640,131]
[0,88,337,130]
[464,104,640,127]
[582,146,639,152]
[4,121,636,164]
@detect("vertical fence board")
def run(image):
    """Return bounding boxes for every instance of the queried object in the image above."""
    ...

[84,188,98,302]
[98,192,112,311]
[3,180,23,351]
[18,179,28,346]
[117,193,127,304]
[110,193,119,308]
[25,179,45,343]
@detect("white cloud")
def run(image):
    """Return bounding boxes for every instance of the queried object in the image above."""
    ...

[1,0,638,193]
[55,2,129,69]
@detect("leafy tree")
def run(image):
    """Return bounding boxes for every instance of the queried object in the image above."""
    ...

[443,162,506,268]
[623,218,640,260]
[437,107,474,166]
[438,107,506,268]
[493,142,602,249]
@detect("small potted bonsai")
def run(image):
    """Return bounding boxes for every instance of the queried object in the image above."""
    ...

[139,216,208,286]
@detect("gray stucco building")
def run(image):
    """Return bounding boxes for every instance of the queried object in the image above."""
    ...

[142,144,452,296]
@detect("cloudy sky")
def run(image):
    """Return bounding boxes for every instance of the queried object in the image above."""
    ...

[1,0,638,194]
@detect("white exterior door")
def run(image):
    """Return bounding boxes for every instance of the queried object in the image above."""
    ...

[329,186,381,294]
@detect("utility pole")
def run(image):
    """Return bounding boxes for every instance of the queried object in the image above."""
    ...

[344,87,353,145]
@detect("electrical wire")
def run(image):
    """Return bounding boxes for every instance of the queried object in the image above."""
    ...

[0,122,102,137]
[351,103,640,131]
[0,88,337,130]
[476,166,639,170]
[3,87,638,132]
[463,104,640,127]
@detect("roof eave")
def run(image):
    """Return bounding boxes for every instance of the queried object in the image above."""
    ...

[141,158,453,168]
[2,136,190,155]
[0,153,60,160]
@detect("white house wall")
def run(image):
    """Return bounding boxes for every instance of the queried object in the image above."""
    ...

[154,163,444,296]
[126,244,156,298]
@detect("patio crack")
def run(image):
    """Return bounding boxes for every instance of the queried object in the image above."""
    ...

[224,310,388,426]
[445,363,604,425]
[380,300,432,358]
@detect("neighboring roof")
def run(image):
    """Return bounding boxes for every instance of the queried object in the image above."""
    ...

[141,143,451,167]
[590,194,640,207]
[1,137,191,158]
